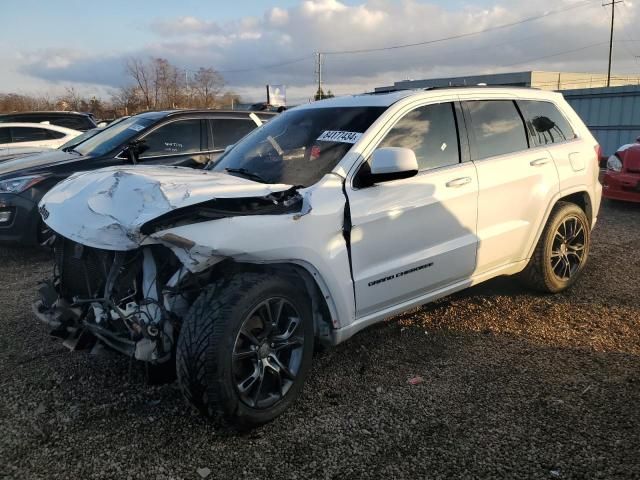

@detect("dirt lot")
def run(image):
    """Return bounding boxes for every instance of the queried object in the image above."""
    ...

[1,200,639,480]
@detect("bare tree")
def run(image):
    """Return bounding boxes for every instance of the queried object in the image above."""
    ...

[193,67,224,108]
[126,57,153,110]
[110,86,142,116]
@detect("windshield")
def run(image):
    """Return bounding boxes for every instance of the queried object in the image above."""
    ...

[58,128,99,151]
[74,116,155,157]
[212,106,386,186]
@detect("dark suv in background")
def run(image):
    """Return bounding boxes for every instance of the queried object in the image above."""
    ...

[0,109,274,245]
[0,111,98,131]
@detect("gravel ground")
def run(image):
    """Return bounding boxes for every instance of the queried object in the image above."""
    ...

[1,200,639,480]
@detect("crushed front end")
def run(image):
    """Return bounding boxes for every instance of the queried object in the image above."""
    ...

[34,237,196,366]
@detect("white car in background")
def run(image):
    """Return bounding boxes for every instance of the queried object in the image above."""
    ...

[0,122,81,157]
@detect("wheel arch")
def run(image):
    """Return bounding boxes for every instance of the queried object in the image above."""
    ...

[211,260,339,346]
[525,187,593,261]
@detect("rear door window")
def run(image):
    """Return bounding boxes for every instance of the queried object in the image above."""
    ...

[464,100,529,159]
[0,127,10,143]
[140,119,202,157]
[53,116,95,131]
[10,127,62,142]
[378,102,460,171]
[518,100,576,146]
[211,119,257,149]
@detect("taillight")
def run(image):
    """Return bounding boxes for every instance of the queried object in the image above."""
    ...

[594,144,603,168]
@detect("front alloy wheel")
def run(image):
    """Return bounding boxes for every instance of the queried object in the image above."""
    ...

[177,273,314,427]
[233,297,305,409]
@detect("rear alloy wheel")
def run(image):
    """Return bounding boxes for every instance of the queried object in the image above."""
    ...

[176,273,313,427]
[549,215,587,282]
[520,201,591,293]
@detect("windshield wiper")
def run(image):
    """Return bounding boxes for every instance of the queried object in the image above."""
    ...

[225,168,268,184]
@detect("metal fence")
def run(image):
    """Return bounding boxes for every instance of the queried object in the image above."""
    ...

[562,85,640,155]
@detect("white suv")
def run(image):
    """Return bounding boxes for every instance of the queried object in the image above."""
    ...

[35,87,601,426]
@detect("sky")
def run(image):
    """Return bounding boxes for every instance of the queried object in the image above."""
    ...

[1,0,639,104]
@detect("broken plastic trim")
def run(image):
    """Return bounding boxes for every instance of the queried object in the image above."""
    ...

[140,186,304,235]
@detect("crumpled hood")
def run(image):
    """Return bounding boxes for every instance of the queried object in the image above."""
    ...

[40,165,294,250]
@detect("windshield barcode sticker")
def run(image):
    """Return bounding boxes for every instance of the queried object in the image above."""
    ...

[317,131,362,144]
[128,124,145,132]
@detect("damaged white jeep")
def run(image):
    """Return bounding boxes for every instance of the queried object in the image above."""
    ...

[34,87,601,426]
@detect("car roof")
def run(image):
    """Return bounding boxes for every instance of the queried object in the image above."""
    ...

[133,109,277,120]
[0,122,80,134]
[294,86,564,110]
[0,111,92,118]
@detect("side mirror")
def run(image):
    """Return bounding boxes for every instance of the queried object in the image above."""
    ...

[358,147,418,186]
[122,140,148,165]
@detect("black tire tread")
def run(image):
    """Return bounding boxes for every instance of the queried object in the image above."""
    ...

[176,272,310,425]
[519,201,589,293]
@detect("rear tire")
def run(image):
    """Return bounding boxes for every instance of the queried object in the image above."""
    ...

[519,201,590,293]
[176,273,314,427]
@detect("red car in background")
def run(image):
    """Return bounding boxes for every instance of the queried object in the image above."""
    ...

[603,142,640,203]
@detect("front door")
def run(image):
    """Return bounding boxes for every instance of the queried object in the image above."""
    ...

[347,101,479,318]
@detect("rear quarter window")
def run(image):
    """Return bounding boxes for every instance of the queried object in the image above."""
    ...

[518,100,576,146]
[53,116,94,131]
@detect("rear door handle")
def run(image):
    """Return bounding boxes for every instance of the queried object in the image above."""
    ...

[446,177,472,188]
[530,158,550,167]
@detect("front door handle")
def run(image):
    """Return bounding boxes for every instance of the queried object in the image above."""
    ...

[446,177,472,188]
[530,157,551,167]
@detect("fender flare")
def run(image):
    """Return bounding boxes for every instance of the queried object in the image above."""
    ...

[525,185,594,261]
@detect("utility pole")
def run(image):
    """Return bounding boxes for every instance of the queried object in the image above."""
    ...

[604,0,623,87]
[315,52,323,100]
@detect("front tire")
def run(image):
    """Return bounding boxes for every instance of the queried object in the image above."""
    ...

[176,273,314,427]
[520,201,591,293]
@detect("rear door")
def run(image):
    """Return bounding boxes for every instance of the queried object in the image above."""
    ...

[347,100,479,317]
[9,126,66,149]
[208,117,259,164]
[137,118,210,168]
[461,98,559,274]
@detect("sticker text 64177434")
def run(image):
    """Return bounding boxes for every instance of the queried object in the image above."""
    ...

[317,130,363,144]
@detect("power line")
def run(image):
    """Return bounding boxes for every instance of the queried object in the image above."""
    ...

[202,1,598,77]
[503,42,610,67]
[320,0,599,55]
[614,2,640,66]
[503,39,637,68]
[213,54,314,75]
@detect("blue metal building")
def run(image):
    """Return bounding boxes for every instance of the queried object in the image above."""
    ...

[562,85,640,155]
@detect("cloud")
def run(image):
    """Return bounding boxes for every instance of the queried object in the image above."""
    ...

[150,16,221,36]
[12,0,640,102]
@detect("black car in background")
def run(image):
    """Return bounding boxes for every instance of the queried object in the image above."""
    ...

[0,111,98,131]
[0,109,274,245]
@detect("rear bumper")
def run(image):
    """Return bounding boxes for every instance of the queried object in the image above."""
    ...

[602,171,640,203]
[0,193,40,244]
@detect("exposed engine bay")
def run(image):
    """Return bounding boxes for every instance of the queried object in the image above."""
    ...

[34,238,200,365]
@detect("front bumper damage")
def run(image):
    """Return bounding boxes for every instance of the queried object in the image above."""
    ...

[33,166,318,363]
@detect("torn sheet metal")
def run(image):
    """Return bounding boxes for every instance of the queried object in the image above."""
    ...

[39,165,294,250]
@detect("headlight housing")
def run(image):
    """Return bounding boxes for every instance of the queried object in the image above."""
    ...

[606,155,623,172]
[0,175,46,193]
